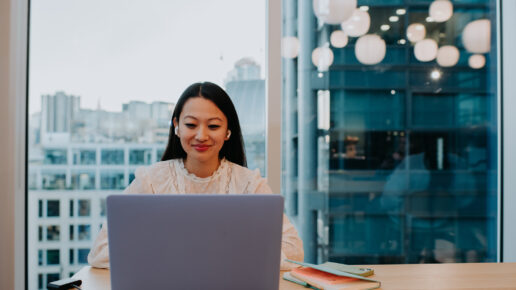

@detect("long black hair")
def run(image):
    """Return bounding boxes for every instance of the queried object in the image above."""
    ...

[161,82,247,167]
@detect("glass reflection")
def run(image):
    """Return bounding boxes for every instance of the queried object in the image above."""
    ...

[282,0,497,264]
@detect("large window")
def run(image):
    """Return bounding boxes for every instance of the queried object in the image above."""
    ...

[27,1,266,289]
[281,0,498,264]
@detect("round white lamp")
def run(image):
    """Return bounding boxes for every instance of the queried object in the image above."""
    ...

[312,46,334,71]
[407,23,426,43]
[462,19,491,53]
[429,0,453,23]
[313,0,357,25]
[341,9,370,37]
[414,38,438,62]
[281,36,300,59]
[436,45,460,67]
[330,30,349,48]
[354,34,386,65]
[469,54,486,69]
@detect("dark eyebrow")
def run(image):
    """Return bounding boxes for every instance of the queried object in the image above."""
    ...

[183,116,222,122]
[183,115,198,120]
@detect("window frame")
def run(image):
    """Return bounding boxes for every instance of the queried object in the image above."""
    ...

[266,0,282,192]
[9,0,29,289]
[3,0,516,289]
[501,0,516,262]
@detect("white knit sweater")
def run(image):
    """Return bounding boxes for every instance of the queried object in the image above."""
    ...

[87,158,304,270]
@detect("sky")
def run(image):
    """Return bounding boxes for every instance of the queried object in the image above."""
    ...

[28,0,266,114]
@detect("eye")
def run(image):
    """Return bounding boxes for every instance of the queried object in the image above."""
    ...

[208,125,221,129]
[185,123,196,128]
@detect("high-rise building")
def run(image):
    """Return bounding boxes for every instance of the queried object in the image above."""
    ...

[224,57,261,83]
[282,0,498,265]
[40,92,80,145]
[28,95,174,289]
[225,58,266,174]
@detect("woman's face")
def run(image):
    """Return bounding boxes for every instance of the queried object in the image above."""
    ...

[173,97,230,164]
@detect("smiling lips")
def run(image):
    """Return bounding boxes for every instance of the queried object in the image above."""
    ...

[193,144,210,152]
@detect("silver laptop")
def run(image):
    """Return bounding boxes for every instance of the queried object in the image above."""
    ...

[107,194,284,290]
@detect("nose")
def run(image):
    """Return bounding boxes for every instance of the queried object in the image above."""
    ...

[195,126,209,141]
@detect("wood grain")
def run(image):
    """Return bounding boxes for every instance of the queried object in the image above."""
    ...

[73,263,516,290]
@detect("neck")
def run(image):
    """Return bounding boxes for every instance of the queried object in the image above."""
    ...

[183,157,221,178]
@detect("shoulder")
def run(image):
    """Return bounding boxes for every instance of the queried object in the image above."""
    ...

[130,159,179,194]
[227,161,261,180]
[226,161,272,194]
[134,160,177,188]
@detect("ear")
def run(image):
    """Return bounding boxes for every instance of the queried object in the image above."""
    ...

[225,130,231,141]
[172,118,179,136]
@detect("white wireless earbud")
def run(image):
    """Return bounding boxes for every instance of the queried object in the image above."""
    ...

[226,130,231,139]
[174,127,178,136]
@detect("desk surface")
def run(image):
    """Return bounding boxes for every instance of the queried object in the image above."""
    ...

[73,263,516,289]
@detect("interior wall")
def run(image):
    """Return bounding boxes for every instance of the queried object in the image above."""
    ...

[0,0,16,288]
[1,0,27,289]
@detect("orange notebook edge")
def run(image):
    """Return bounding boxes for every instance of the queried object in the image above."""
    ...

[290,268,381,290]
[285,259,380,283]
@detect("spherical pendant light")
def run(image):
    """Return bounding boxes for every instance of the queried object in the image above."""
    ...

[414,38,438,62]
[312,46,334,71]
[406,23,426,43]
[429,0,453,23]
[436,45,460,67]
[281,36,300,59]
[330,30,349,48]
[313,0,357,25]
[341,9,370,37]
[468,54,486,69]
[462,19,491,54]
[354,34,386,65]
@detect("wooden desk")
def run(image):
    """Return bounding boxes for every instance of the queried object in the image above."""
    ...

[73,263,516,289]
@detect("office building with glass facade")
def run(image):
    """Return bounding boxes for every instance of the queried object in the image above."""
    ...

[281,0,498,264]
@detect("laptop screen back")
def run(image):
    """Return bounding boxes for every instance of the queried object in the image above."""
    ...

[107,194,284,290]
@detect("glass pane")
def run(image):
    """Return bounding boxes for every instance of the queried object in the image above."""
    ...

[46,249,60,265]
[46,225,60,241]
[129,149,153,165]
[73,149,96,165]
[101,149,124,165]
[281,0,498,264]
[100,198,107,217]
[78,200,91,217]
[46,200,59,217]
[41,172,66,190]
[69,200,73,217]
[38,250,42,266]
[46,273,60,285]
[69,225,74,241]
[38,274,42,290]
[78,249,90,265]
[71,171,95,190]
[78,225,91,241]
[69,249,74,265]
[27,1,266,288]
[100,172,125,190]
[44,149,67,165]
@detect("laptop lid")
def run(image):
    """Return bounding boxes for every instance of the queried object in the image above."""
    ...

[107,194,284,290]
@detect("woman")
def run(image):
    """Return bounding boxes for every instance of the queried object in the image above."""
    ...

[88,82,304,270]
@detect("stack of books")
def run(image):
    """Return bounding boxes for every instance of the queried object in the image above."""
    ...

[283,260,381,290]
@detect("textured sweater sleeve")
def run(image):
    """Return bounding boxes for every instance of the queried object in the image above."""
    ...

[87,167,153,268]
[252,174,304,270]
